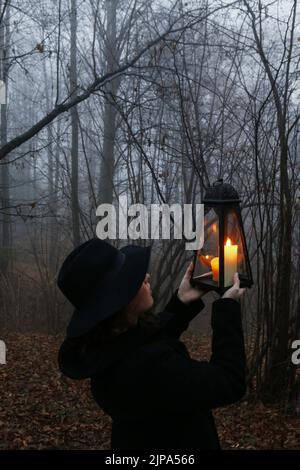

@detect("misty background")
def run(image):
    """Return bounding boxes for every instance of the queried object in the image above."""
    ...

[0,0,299,406]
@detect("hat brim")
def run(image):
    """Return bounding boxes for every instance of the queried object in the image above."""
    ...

[66,244,152,338]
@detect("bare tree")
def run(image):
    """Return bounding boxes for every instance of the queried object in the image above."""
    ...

[0,0,11,273]
[70,0,80,245]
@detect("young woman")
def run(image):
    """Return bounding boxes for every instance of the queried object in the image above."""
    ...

[58,237,246,450]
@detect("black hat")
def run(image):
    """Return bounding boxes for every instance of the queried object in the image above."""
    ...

[57,238,151,338]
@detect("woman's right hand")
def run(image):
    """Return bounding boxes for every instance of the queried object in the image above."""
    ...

[222,272,246,301]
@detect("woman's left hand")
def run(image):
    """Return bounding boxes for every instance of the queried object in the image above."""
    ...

[177,262,206,304]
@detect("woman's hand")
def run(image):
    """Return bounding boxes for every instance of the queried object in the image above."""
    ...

[177,262,206,304]
[222,272,246,301]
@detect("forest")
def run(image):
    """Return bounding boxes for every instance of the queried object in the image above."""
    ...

[0,0,299,450]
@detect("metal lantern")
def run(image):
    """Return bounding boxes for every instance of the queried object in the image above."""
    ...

[192,179,253,295]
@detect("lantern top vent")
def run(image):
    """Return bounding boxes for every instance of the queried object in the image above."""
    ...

[202,178,240,204]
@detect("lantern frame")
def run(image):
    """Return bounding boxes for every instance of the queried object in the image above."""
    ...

[191,179,253,295]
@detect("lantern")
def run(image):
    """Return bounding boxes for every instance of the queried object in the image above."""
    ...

[192,179,253,295]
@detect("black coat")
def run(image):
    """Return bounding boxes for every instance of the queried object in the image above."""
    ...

[59,293,246,450]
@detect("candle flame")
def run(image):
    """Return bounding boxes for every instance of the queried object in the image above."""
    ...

[205,255,209,259]
[225,237,232,246]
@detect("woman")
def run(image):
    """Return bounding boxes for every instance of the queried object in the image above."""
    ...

[58,237,246,450]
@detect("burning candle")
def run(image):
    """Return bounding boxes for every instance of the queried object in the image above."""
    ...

[210,237,238,285]
[224,237,238,287]
[211,257,219,282]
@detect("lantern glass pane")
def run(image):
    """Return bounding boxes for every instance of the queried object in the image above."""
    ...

[193,207,220,286]
[224,208,247,284]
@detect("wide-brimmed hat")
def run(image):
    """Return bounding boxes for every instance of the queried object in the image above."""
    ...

[57,238,151,338]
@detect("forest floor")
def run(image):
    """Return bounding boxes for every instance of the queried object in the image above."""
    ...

[0,332,299,450]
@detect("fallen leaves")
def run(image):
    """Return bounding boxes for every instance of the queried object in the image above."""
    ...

[0,331,298,450]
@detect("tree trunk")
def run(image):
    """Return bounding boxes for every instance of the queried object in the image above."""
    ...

[70,0,80,246]
[0,1,11,273]
[264,133,292,401]
[98,0,119,204]
[42,53,57,269]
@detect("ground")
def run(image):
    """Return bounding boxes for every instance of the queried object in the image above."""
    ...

[0,332,299,450]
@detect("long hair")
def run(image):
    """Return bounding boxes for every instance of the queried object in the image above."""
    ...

[66,307,128,356]
[65,306,160,360]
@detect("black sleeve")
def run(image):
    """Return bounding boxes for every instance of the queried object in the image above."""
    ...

[154,290,205,339]
[138,297,246,411]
